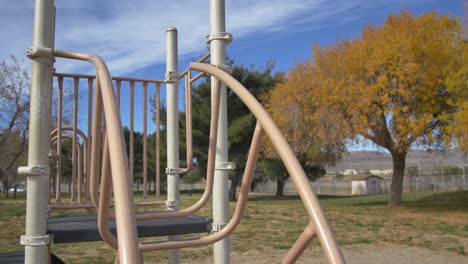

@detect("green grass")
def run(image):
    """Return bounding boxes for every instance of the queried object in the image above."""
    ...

[1,191,467,262]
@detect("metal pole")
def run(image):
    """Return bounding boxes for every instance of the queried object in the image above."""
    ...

[130,81,135,189]
[166,27,180,264]
[56,76,63,202]
[23,0,55,263]
[72,77,79,202]
[86,78,93,202]
[156,83,161,200]
[209,0,231,262]
[143,82,148,199]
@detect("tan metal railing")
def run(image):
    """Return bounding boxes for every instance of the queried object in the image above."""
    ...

[93,61,344,263]
[52,74,167,208]
[49,50,343,263]
[49,127,92,209]
[53,50,142,263]
[51,51,210,210]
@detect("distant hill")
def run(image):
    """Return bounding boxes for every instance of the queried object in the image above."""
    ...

[326,150,467,173]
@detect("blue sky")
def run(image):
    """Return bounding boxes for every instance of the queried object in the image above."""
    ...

[0,0,464,150]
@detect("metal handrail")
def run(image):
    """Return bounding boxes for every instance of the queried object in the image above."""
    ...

[97,62,344,263]
[54,49,142,264]
[189,63,344,263]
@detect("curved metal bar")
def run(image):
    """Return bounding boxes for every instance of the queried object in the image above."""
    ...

[98,134,119,249]
[50,134,85,205]
[189,62,344,264]
[50,126,88,142]
[89,76,102,210]
[179,52,210,77]
[283,222,316,264]
[177,70,193,174]
[54,49,141,264]
[133,79,221,221]
[50,126,89,203]
[139,121,264,252]
[98,121,263,254]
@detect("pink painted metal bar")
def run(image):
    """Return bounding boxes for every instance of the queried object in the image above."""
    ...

[116,80,121,109]
[179,52,210,77]
[50,134,83,204]
[56,76,63,203]
[50,126,89,205]
[189,63,345,264]
[133,79,222,221]
[89,77,102,210]
[54,72,164,84]
[283,222,316,264]
[139,121,264,252]
[155,83,161,199]
[143,82,148,199]
[129,81,135,188]
[71,77,79,202]
[86,78,93,202]
[54,49,141,264]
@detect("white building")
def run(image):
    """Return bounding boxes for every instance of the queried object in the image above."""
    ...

[351,175,383,195]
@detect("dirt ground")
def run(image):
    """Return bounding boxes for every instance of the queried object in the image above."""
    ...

[195,242,468,264]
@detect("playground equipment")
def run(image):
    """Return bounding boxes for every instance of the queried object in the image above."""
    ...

[10,0,346,263]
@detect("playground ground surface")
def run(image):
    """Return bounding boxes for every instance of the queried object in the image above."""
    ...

[0,191,467,263]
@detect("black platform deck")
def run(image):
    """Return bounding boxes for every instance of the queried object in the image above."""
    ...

[0,250,64,264]
[48,214,211,244]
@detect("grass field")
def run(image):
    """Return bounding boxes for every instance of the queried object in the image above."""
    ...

[0,191,467,263]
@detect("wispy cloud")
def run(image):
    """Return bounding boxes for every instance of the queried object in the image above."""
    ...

[0,0,434,75]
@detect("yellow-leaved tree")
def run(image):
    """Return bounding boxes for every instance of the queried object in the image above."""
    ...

[265,11,466,207]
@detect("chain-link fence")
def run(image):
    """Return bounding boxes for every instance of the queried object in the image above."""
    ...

[251,167,467,196]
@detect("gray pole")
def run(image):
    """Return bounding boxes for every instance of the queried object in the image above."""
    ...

[165,27,181,264]
[209,0,231,262]
[22,0,55,263]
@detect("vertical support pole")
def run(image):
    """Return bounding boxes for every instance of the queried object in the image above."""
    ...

[116,80,121,109]
[209,0,231,262]
[143,82,148,199]
[130,81,135,190]
[24,0,55,263]
[166,27,180,264]
[72,77,79,202]
[86,78,93,202]
[155,83,161,199]
[56,76,63,203]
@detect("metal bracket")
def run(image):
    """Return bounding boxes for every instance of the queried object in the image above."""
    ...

[18,166,49,176]
[165,71,180,84]
[211,223,227,232]
[26,46,54,61]
[206,32,233,44]
[215,64,233,74]
[215,162,236,171]
[165,167,184,174]
[165,200,180,208]
[20,234,52,246]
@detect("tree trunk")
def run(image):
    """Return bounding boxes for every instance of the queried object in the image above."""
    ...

[229,175,240,201]
[276,176,287,197]
[389,152,407,207]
